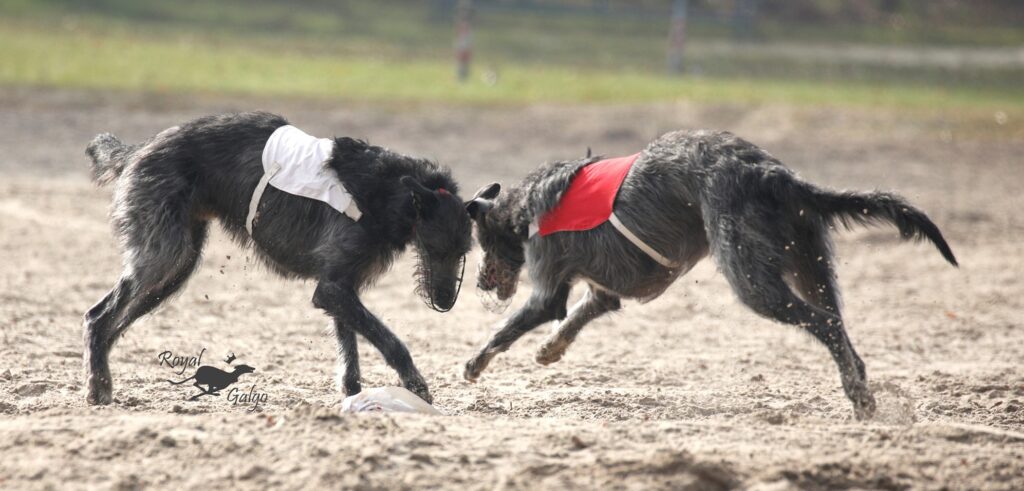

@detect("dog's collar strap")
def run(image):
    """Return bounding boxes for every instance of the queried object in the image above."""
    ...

[246,162,280,236]
[528,213,680,269]
[607,213,681,268]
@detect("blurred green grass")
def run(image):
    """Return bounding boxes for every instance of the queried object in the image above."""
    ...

[1,0,1022,110]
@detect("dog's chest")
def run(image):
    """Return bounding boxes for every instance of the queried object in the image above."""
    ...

[580,264,690,303]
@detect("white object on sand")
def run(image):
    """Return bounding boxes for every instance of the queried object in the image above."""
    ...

[341,386,443,415]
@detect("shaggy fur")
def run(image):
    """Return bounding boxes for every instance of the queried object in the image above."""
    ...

[463,129,957,419]
[83,111,471,405]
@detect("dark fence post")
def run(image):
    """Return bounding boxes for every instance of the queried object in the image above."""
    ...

[667,0,688,75]
[455,0,474,82]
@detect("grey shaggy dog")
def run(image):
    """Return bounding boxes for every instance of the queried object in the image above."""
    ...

[463,130,957,419]
[83,111,472,405]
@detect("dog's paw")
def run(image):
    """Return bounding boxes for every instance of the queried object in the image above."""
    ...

[535,339,569,366]
[86,386,113,405]
[853,392,877,421]
[85,375,113,406]
[342,382,362,398]
[404,381,433,405]
[86,391,113,406]
[463,357,486,383]
[849,384,877,421]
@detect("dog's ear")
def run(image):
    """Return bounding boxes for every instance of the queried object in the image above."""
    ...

[465,198,493,220]
[466,183,499,219]
[472,182,501,200]
[401,176,438,215]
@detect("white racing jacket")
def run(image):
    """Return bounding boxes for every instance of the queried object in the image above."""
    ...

[246,125,362,234]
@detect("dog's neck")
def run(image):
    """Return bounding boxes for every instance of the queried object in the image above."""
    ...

[325,138,459,250]
[490,157,597,241]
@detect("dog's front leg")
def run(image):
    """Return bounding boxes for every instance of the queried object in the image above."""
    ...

[536,288,621,366]
[464,283,571,382]
[332,322,361,397]
[314,281,431,403]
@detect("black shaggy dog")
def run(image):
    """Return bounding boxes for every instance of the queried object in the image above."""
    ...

[83,111,471,405]
[463,130,957,419]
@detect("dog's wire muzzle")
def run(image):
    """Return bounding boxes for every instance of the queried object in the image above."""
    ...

[476,252,521,314]
[413,234,466,313]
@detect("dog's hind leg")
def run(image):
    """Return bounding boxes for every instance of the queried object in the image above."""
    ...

[786,225,842,314]
[84,220,206,405]
[464,282,571,382]
[106,219,209,345]
[83,278,135,404]
[710,219,875,419]
[83,161,208,405]
[536,287,620,366]
[786,229,867,382]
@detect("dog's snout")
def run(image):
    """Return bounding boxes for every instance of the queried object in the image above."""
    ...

[432,286,457,310]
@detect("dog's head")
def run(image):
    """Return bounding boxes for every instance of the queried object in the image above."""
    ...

[234,364,256,375]
[465,183,524,311]
[402,176,472,312]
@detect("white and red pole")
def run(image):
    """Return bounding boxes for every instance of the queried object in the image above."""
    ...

[455,0,473,82]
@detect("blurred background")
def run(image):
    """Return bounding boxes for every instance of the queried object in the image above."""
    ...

[2,5,1024,488]
[1,0,1021,109]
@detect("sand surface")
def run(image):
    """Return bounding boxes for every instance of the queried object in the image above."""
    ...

[0,88,1022,490]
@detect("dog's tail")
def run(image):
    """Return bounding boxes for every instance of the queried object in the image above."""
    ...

[799,184,958,267]
[85,133,136,185]
[167,375,196,385]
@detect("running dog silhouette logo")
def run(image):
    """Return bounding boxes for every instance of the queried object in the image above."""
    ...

[158,348,268,411]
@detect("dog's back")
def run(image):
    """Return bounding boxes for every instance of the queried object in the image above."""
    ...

[663,130,958,266]
[620,130,957,271]
[84,112,342,276]
[85,112,287,186]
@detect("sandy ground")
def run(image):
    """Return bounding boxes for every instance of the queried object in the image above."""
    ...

[0,88,1022,490]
